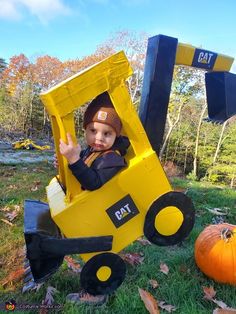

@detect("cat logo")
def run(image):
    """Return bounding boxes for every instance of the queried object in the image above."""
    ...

[192,48,217,70]
[106,195,139,228]
[115,204,132,220]
[198,52,214,64]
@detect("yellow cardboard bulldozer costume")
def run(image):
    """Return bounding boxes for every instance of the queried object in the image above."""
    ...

[24,51,195,295]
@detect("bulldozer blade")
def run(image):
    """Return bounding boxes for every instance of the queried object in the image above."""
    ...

[24,200,64,283]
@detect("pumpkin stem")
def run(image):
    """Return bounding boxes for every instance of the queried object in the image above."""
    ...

[221,228,234,241]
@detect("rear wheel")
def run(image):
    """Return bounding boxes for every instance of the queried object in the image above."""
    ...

[144,191,195,246]
[80,252,126,295]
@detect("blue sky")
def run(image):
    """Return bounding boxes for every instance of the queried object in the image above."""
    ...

[1,0,236,72]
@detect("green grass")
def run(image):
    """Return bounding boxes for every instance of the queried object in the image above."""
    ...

[0,164,236,313]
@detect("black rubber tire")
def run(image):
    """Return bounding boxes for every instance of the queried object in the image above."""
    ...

[144,191,195,246]
[80,252,126,295]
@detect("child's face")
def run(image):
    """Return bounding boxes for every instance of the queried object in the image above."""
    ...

[85,122,117,151]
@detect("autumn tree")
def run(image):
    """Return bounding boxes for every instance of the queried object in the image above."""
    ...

[0,54,35,132]
[96,30,147,106]
[0,58,7,75]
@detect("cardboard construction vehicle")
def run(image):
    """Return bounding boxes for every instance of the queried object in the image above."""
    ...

[24,50,195,295]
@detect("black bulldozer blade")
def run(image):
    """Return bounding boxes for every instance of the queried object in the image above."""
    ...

[24,200,64,285]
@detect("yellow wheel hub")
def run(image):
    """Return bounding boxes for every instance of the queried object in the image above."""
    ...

[155,206,184,236]
[96,266,112,282]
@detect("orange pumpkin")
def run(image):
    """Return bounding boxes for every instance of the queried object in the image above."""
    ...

[194,223,236,285]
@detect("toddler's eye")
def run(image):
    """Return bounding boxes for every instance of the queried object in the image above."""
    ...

[90,128,96,133]
[104,132,111,137]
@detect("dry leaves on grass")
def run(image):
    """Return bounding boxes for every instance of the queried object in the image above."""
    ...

[1,219,14,226]
[30,181,41,192]
[138,288,159,314]
[203,286,216,299]
[1,268,25,287]
[159,301,177,313]
[138,287,177,314]
[64,256,81,273]
[160,263,169,275]
[1,205,21,225]
[8,184,18,190]
[149,279,159,289]
[4,208,20,222]
[137,237,152,246]
[0,206,11,212]
[40,286,58,314]
[213,309,236,314]
[206,207,228,216]
[202,286,236,312]
[120,252,144,266]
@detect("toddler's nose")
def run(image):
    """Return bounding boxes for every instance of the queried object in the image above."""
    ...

[95,132,103,141]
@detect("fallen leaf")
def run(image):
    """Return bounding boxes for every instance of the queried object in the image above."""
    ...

[1,218,14,226]
[5,210,19,221]
[206,207,228,216]
[137,237,152,246]
[1,268,25,287]
[14,205,21,212]
[8,184,17,190]
[159,301,177,312]
[64,256,81,273]
[203,286,216,300]
[30,181,41,192]
[149,279,159,289]
[174,188,186,193]
[160,263,169,275]
[138,288,159,314]
[203,286,231,310]
[213,309,236,314]
[179,264,190,274]
[120,252,144,266]
[40,286,59,313]
[213,299,228,309]
[0,206,11,212]
[30,185,38,192]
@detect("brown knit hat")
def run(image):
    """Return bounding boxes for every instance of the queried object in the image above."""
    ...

[83,92,122,136]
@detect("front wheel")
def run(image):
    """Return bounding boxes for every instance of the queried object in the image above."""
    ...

[144,191,195,246]
[80,252,126,295]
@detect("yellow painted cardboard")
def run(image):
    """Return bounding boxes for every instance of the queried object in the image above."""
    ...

[176,42,234,71]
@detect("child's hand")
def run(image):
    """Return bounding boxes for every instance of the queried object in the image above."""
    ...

[59,133,81,165]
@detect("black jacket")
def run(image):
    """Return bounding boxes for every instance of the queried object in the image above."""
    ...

[68,136,130,191]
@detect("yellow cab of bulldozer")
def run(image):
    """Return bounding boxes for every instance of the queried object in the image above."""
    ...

[40,51,184,263]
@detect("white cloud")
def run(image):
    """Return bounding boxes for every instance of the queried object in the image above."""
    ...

[0,0,72,23]
[0,0,21,20]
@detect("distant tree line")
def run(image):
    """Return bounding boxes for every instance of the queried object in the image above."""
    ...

[0,31,235,187]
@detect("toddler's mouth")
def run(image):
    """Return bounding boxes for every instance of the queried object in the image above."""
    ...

[93,144,104,150]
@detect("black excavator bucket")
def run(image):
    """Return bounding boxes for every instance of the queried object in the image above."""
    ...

[24,200,64,283]
[205,71,236,122]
